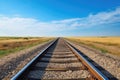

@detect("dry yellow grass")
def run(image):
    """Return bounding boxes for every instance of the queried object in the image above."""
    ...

[66,37,120,56]
[0,37,48,43]
[0,39,36,43]
[69,37,120,44]
[0,37,54,57]
[0,37,53,50]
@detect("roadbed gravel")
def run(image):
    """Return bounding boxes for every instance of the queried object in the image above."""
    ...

[44,54,75,57]
[36,62,82,68]
[41,57,78,62]
[67,40,120,80]
[28,70,90,79]
[25,38,90,80]
[0,40,52,80]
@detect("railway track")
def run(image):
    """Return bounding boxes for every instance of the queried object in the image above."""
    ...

[11,38,109,80]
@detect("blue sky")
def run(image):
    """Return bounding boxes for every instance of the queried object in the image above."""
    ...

[0,0,120,36]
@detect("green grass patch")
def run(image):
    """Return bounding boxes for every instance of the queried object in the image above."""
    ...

[67,38,109,54]
[86,43,109,53]
[0,47,25,57]
[0,38,52,58]
[93,41,119,46]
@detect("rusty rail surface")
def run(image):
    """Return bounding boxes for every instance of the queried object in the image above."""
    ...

[11,38,109,80]
[65,41,109,80]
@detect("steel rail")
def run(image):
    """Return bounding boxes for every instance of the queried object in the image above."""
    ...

[11,38,109,80]
[11,38,58,80]
[65,40,109,80]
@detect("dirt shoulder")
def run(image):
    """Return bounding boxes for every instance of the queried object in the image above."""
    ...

[67,40,120,80]
[0,40,52,80]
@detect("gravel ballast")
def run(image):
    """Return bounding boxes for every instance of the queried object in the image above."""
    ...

[44,54,75,57]
[36,62,82,68]
[67,40,120,79]
[25,39,90,79]
[0,40,52,80]
[28,70,90,79]
[41,57,78,62]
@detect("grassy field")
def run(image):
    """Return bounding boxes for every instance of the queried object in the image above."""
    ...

[66,36,120,56]
[0,37,54,57]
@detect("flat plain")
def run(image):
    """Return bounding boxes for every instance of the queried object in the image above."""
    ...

[66,36,120,56]
[0,37,53,57]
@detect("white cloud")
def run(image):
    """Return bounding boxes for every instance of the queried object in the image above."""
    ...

[54,7,120,27]
[0,7,120,36]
